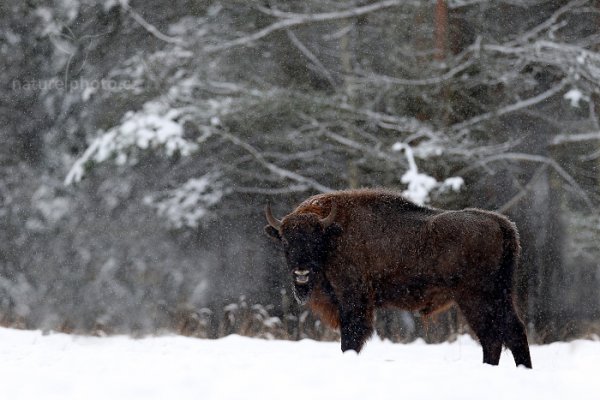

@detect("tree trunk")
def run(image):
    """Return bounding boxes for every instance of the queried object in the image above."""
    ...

[434,0,448,61]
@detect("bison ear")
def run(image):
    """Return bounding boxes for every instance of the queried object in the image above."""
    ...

[264,225,281,241]
[325,223,342,238]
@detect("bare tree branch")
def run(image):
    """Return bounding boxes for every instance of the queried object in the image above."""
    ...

[122,3,185,45]
[579,148,600,161]
[451,79,568,132]
[496,164,549,213]
[448,0,489,8]
[459,152,593,208]
[232,185,310,195]
[503,0,587,46]
[321,129,403,165]
[550,131,600,145]
[205,0,404,52]
[218,131,334,193]
[285,30,337,88]
[255,1,408,20]
[332,103,442,138]
[352,58,475,86]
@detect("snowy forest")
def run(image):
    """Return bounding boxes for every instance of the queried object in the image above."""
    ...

[2,0,600,344]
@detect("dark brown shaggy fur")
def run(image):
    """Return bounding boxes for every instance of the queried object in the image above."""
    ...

[265,188,532,368]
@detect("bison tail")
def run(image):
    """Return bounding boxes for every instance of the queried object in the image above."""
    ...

[497,217,521,297]
[496,217,533,368]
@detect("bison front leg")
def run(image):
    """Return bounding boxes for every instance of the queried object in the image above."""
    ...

[338,292,374,353]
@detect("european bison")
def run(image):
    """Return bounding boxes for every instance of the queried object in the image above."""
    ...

[264,188,532,368]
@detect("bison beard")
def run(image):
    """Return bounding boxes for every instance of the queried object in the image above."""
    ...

[264,189,532,368]
[292,280,311,305]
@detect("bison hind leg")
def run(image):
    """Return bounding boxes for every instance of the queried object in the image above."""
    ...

[502,305,532,368]
[482,339,503,366]
[457,297,505,366]
[459,295,532,368]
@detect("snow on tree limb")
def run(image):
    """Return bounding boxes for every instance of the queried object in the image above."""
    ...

[65,102,197,185]
[392,143,463,205]
[144,174,224,228]
[482,41,600,84]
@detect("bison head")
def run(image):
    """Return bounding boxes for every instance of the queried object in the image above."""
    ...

[264,203,341,304]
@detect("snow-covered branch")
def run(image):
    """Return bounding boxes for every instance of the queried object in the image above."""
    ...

[482,41,600,84]
[145,174,225,228]
[392,143,463,205]
[65,102,197,185]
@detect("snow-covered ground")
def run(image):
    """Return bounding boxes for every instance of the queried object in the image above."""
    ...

[0,327,598,400]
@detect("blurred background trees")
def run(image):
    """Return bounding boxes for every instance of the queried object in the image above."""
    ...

[1,0,600,342]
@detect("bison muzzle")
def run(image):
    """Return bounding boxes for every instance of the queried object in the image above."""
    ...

[264,188,532,368]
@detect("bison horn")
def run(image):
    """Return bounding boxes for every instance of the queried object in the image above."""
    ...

[320,203,337,228]
[265,203,282,230]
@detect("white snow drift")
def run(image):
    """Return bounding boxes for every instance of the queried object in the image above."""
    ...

[0,327,598,400]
